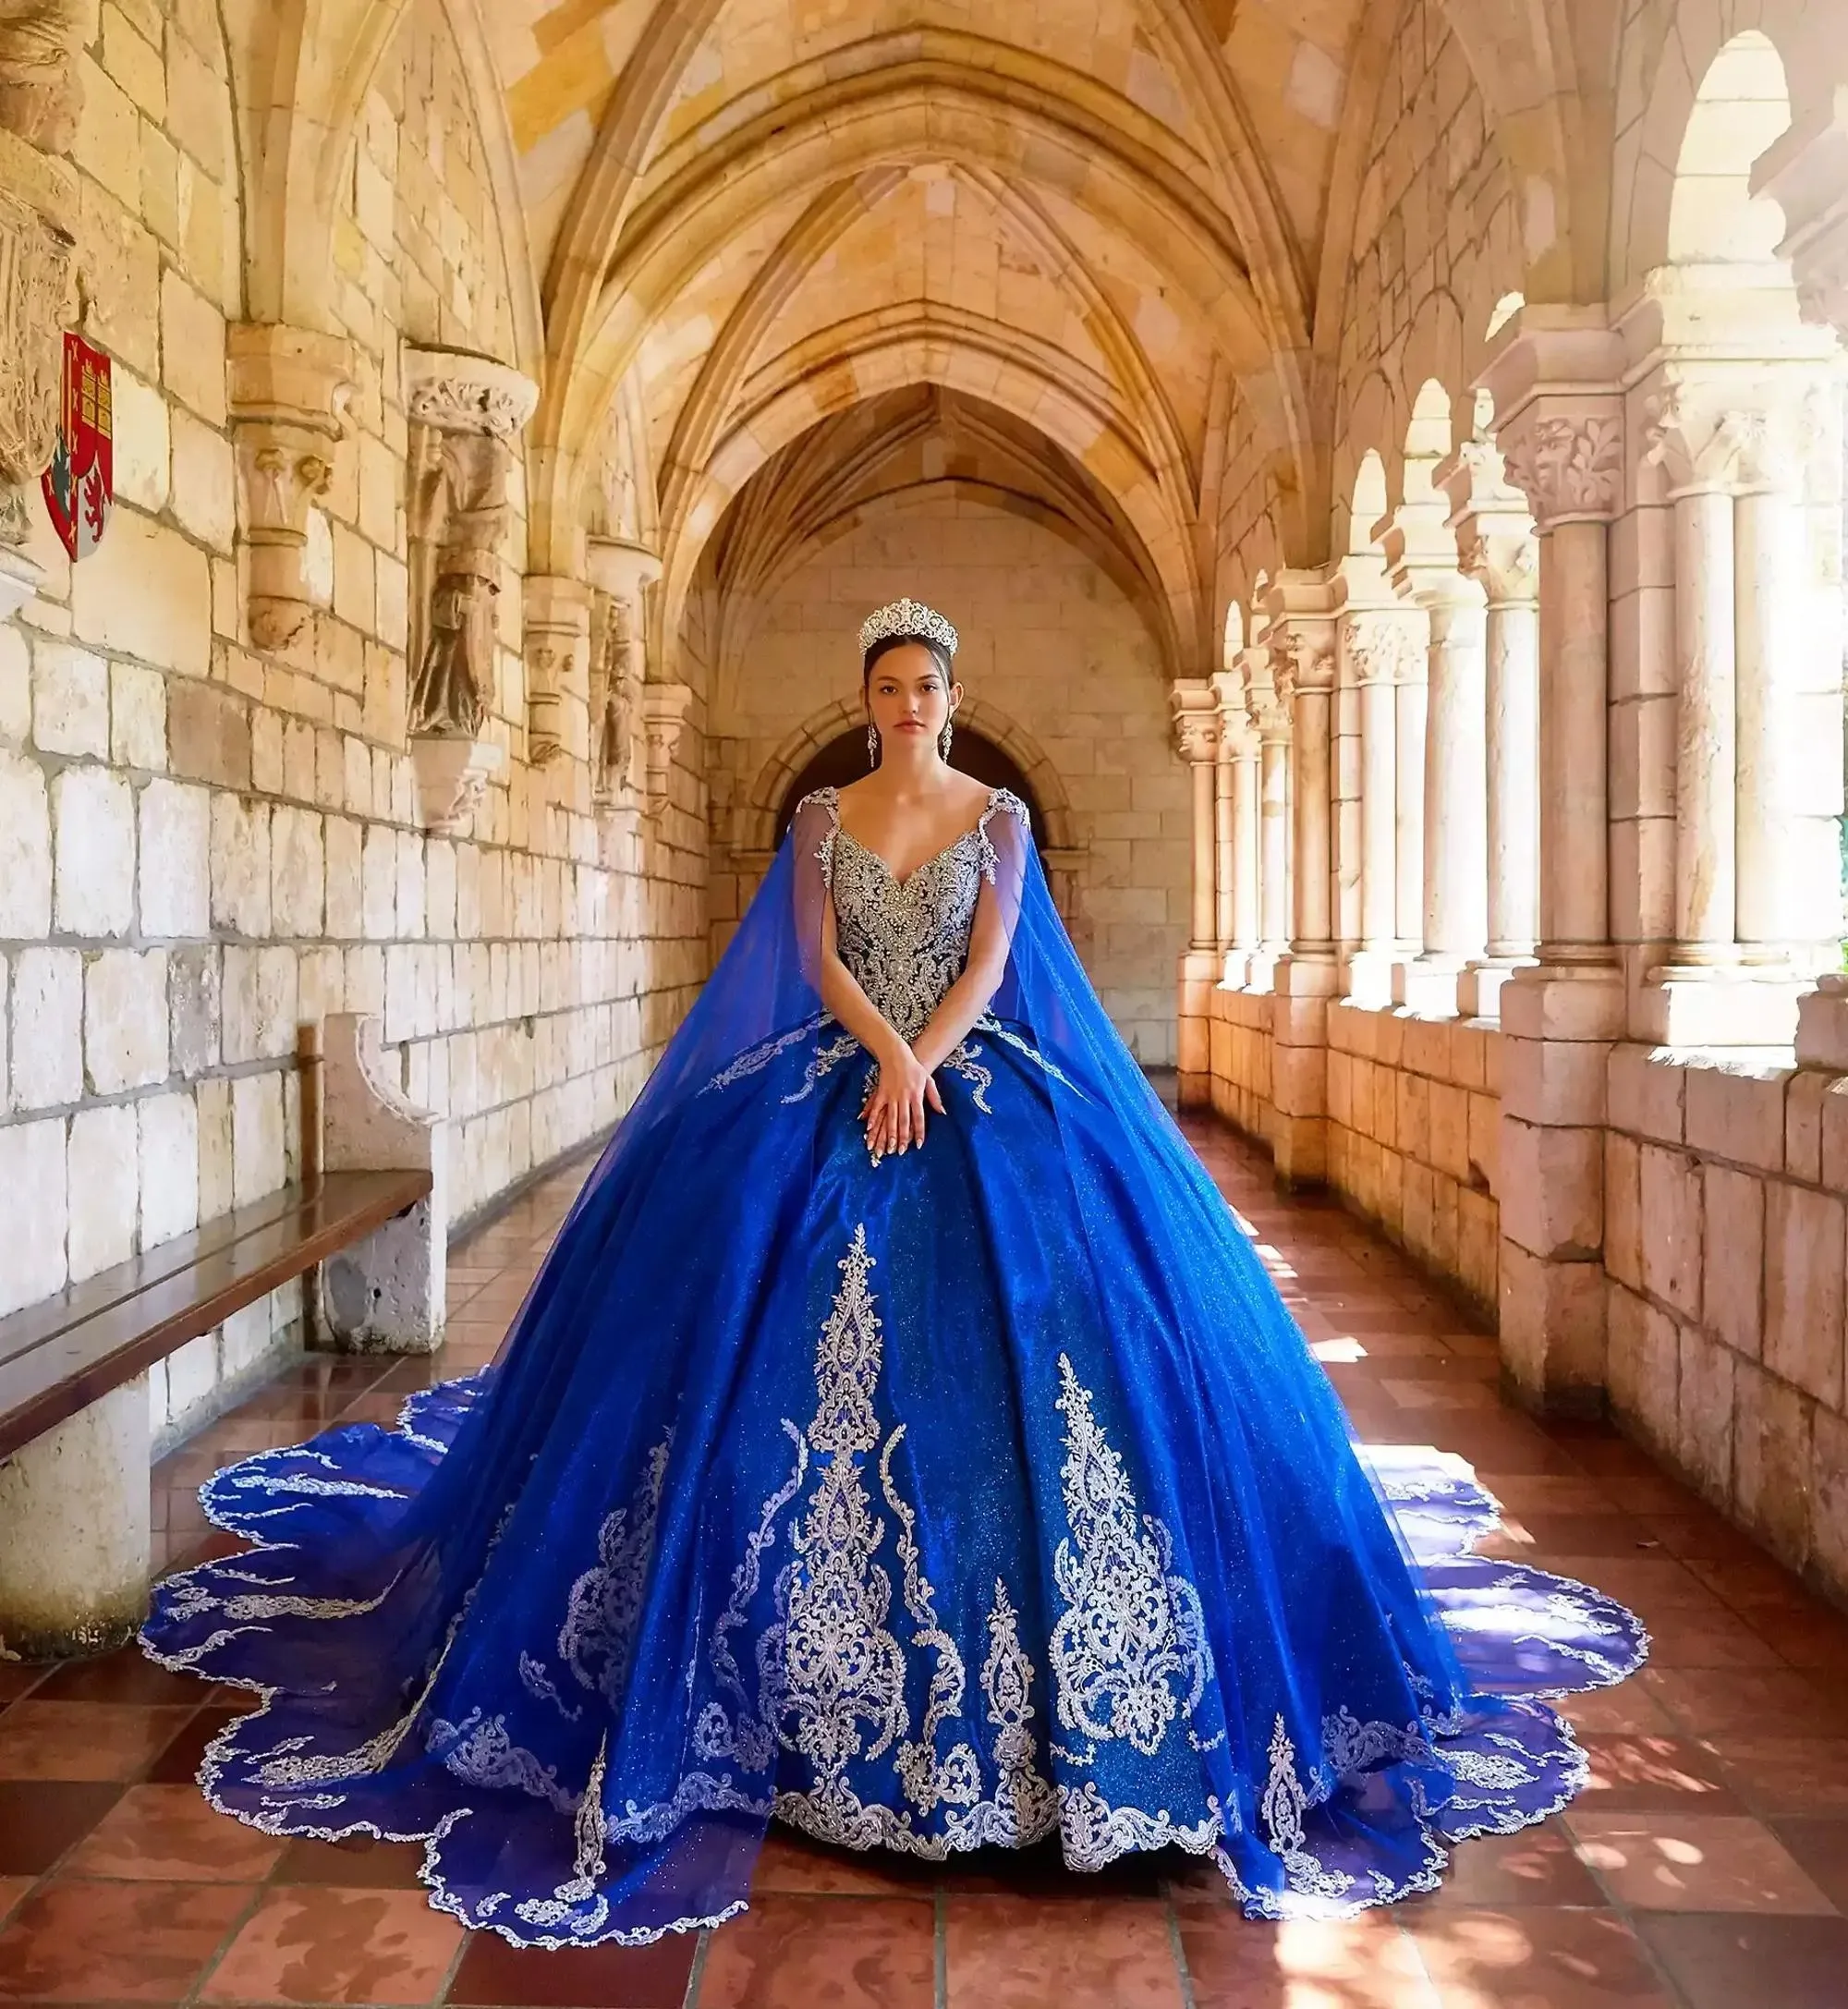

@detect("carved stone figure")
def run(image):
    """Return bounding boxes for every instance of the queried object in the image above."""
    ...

[411,569,493,737]
[408,428,512,737]
[0,0,91,152]
[590,590,640,800]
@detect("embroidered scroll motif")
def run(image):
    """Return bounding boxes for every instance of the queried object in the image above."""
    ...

[558,1433,672,1704]
[981,1579,1059,1840]
[1047,1354,1214,1757]
[762,1224,910,1791]
[1258,1717,1356,1901]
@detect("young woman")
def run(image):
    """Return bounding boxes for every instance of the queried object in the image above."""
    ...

[143,599,1643,1945]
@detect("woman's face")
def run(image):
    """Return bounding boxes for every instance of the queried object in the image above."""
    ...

[865,640,959,749]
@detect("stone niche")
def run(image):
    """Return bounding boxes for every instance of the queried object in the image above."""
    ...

[403,346,538,834]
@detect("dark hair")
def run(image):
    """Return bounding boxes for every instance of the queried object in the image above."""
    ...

[862,632,954,686]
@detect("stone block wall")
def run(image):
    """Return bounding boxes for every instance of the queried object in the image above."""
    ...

[0,0,707,1449]
[1207,997,1502,1321]
[1324,1007,1502,1321]
[1602,1046,1848,1597]
[1208,1008,1848,1605]
[1208,986,1273,1147]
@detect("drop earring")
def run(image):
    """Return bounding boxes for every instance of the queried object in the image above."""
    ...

[939,713,954,761]
[867,722,879,768]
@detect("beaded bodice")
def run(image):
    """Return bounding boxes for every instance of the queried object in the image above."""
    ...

[808,786,1030,1041]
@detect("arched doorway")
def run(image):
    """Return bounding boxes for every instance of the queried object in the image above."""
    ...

[773,726,1047,847]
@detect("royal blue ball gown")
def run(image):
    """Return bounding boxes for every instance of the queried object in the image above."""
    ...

[141,785,1645,1945]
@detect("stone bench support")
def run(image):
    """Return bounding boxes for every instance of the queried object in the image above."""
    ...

[0,1379,151,1662]
[315,1013,448,1354]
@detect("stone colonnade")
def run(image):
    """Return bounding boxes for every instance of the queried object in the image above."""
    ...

[1180,299,1847,1415]
[1179,157,1848,1599]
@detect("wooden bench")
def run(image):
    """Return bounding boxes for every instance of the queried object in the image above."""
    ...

[0,1171,432,1467]
[0,1012,448,1662]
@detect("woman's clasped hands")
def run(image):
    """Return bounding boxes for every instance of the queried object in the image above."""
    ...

[860,1041,943,1163]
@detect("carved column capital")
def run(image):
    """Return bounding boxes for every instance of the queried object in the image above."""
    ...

[1270,630,1334,704]
[1645,368,1829,499]
[1642,377,1762,496]
[1210,667,1256,752]
[641,682,695,818]
[1242,656,1292,743]
[1436,434,1539,605]
[1475,310,1626,530]
[226,324,355,653]
[1498,409,1624,527]
[1170,680,1222,764]
[585,533,662,605]
[404,348,539,439]
[1341,609,1421,686]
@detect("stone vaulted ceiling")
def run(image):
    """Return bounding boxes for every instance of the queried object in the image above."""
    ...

[346,0,1606,684]
[470,0,1402,672]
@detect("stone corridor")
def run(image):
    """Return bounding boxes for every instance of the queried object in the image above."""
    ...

[3,1120,1847,2009]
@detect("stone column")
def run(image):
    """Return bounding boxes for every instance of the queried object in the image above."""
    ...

[1638,376,1823,1042]
[1732,413,1803,961]
[403,347,539,835]
[1213,737,1235,956]
[1730,385,1836,982]
[1646,384,1747,970]
[1441,442,1541,1019]
[1331,627,1363,967]
[1483,312,1628,1418]
[1245,651,1293,992]
[1392,623,1429,965]
[1214,669,1260,986]
[226,326,357,655]
[1264,575,1340,1184]
[1389,564,1489,1018]
[1340,610,1412,1005]
[1171,680,1222,1110]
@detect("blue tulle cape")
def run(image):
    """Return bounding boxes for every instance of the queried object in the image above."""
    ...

[140,802,1646,1943]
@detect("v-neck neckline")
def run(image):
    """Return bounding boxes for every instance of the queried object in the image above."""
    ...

[834,792,997,891]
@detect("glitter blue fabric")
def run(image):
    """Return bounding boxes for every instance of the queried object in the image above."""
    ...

[141,786,1645,1945]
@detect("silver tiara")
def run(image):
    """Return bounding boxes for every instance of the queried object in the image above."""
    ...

[858,597,958,659]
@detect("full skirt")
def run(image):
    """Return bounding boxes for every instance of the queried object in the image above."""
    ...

[141,1023,1646,1944]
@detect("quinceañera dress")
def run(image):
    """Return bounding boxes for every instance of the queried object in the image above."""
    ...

[142,777,1646,1946]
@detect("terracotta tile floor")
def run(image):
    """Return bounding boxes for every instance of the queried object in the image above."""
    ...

[5,1116,1848,2007]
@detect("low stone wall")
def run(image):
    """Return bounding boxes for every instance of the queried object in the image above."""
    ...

[151,1290,303,1455]
[1203,979,1848,1609]
[1207,986,1274,1145]
[1603,1044,1848,1596]
[1326,1006,1502,1322]
[1205,988,1502,1321]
